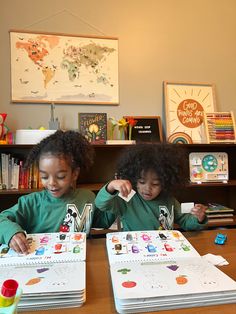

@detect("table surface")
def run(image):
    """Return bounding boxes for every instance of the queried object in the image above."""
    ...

[23,229,236,314]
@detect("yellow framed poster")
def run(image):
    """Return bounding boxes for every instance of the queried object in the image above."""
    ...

[164,81,217,143]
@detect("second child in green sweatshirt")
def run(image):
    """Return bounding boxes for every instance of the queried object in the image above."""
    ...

[95,143,207,231]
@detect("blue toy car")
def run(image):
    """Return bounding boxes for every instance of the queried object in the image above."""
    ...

[214,233,227,245]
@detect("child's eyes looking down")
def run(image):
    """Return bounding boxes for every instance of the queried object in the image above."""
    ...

[138,180,160,186]
[41,175,66,180]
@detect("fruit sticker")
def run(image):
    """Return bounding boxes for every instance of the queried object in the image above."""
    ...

[37,267,49,273]
[122,280,137,288]
[167,264,179,271]
[118,268,131,275]
[26,277,44,285]
[176,275,188,285]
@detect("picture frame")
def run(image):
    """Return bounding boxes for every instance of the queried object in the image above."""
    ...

[164,81,217,144]
[123,116,163,142]
[78,113,107,144]
[10,30,119,105]
[204,111,236,143]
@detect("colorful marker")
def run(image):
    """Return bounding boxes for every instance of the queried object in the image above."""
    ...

[0,279,18,307]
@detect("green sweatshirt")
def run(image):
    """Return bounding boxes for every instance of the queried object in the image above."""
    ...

[95,185,207,231]
[0,188,115,246]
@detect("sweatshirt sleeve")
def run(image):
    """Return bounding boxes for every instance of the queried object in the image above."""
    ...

[92,207,117,229]
[0,199,27,245]
[174,199,208,231]
[94,184,120,214]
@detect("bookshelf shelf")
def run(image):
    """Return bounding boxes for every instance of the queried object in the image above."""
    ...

[1,143,236,228]
[188,180,236,187]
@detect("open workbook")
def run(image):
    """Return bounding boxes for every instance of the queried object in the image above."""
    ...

[106,230,236,314]
[0,232,86,311]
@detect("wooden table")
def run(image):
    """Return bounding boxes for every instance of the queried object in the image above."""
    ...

[23,229,236,314]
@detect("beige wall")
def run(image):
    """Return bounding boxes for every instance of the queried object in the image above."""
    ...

[1,0,236,137]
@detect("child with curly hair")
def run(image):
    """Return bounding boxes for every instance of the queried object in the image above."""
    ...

[95,143,207,231]
[0,130,114,253]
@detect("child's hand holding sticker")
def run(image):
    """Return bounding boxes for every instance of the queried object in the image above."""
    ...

[118,189,136,202]
[181,202,194,213]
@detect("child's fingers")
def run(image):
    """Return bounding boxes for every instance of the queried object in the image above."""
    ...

[10,233,29,254]
[191,205,207,222]
[119,183,132,197]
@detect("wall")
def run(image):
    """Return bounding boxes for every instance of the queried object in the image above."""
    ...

[1,0,236,138]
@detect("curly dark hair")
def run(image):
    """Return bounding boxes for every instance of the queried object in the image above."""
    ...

[24,130,95,171]
[116,143,188,194]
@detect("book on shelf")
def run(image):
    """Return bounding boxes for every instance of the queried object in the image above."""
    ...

[207,217,234,224]
[0,153,44,191]
[106,230,236,313]
[206,203,234,213]
[78,112,107,144]
[206,203,235,223]
[0,232,86,311]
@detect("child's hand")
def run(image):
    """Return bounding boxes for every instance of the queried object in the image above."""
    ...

[9,232,30,254]
[107,179,132,198]
[191,204,207,223]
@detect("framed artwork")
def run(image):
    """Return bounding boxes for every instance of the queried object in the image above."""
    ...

[164,81,217,143]
[10,30,119,105]
[123,116,163,142]
[204,111,236,143]
[78,113,107,144]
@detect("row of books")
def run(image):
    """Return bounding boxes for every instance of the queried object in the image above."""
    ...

[0,153,43,190]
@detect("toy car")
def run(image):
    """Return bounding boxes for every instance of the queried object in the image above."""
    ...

[214,233,227,245]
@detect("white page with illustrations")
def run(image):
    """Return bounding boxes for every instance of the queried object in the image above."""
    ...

[110,258,236,301]
[0,232,86,266]
[0,261,85,297]
[106,230,200,265]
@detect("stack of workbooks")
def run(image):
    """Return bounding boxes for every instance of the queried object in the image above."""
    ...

[206,203,235,224]
[106,230,236,313]
[0,232,86,311]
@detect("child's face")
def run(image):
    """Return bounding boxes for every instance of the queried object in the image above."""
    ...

[136,170,161,201]
[39,154,79,198]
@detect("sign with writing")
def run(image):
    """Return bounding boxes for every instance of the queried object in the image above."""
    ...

[124,116,163,142]
[164,82,216,143]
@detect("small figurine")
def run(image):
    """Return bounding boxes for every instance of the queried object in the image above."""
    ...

[48,104,60,130]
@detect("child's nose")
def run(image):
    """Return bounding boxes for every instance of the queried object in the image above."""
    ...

[48,177,57,186]
[145,184,152,192]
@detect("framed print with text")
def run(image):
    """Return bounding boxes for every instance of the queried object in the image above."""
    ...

[164,81,217,144]
[10,30,119,105]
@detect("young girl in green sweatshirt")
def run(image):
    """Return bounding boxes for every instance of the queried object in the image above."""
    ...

[0,130,114,253]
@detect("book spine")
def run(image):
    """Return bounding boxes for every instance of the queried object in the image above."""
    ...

[1,153,8,189]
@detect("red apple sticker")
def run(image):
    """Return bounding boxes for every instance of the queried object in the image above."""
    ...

[122,281,137,288]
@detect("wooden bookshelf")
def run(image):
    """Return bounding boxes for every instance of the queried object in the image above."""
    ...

[1,143,236,229]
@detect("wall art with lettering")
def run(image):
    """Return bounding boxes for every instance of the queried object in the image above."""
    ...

[164,82,217,143]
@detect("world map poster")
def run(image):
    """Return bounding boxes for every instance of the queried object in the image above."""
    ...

[10,30,119,104]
